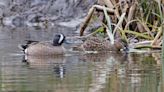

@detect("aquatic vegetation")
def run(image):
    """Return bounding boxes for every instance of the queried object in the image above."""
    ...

[79,0,163,52]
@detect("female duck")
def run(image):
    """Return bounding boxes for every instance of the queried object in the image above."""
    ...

[20,33,66,56]
[73,37,128,52]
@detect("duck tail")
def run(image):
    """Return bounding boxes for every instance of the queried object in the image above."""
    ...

[25,40,38,44]
[18,40,38,51]
[18,44,28,51]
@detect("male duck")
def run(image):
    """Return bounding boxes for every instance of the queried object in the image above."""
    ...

[19,33,66,56]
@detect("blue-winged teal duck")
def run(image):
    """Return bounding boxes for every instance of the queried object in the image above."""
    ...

[73,37,128,52]
[19,33,66,56]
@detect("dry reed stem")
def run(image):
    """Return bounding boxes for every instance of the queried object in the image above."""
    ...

[157,36,162,46]
[103,0,114,8]
[111,0,120,19]
[132,40,161,49]
[124,30,153,40]
[152,53,161,65]
[114,6,120,19]
[80,7,95,36]
[98,0,114,8]
[133,40,152,45]
[93,5,115,12]
[120,1,129,13]
[124,20,138,30]
[137,22,146,32]
[139,21,154,38]
[162,0,164,4]
[80,5,115,36]
[112,1,120,19]
[127,2,137,22]
[110,0,117,5]
[67,28,104,40]
[102,22,123,40]
[134,45,161,49]
[159,40,162,46]
[113,12,126,35]
[103,5,114,44]
[151,27,162,46]
[151,21,159,32]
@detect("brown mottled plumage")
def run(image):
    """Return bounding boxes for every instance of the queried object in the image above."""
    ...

[20,33,66,56]
[73,37,127,52]
[25,42,65,56]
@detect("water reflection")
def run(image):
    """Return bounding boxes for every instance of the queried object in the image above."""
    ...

[80,52,128,92]
[22,55,66,79]
[1,51,162,92]
[78,52,161,92]
[126,53,161,92]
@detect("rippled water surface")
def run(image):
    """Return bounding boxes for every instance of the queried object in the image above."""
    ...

[0,27,163,92]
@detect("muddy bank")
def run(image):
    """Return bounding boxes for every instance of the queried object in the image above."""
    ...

[0,0,96,30]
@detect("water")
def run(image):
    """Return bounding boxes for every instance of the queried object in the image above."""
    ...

[0,27,163,92]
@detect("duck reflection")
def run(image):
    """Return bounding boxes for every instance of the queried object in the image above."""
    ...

[22,55,66,78]
[79,52,127,63]
[53,64,65,78]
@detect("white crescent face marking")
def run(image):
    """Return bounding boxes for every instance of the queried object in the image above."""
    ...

[58,34,64,44]
[25,49,28,54]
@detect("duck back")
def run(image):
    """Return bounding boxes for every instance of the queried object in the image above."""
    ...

[25,42,65,56]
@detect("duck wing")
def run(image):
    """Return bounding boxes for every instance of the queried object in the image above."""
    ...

[18,40,39,51]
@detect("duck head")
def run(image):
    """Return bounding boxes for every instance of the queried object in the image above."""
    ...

[114,39,129,51]
[53,33,65,46]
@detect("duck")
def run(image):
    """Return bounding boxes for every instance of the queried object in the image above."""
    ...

[19,33,66,56]
[73,37,128,52]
